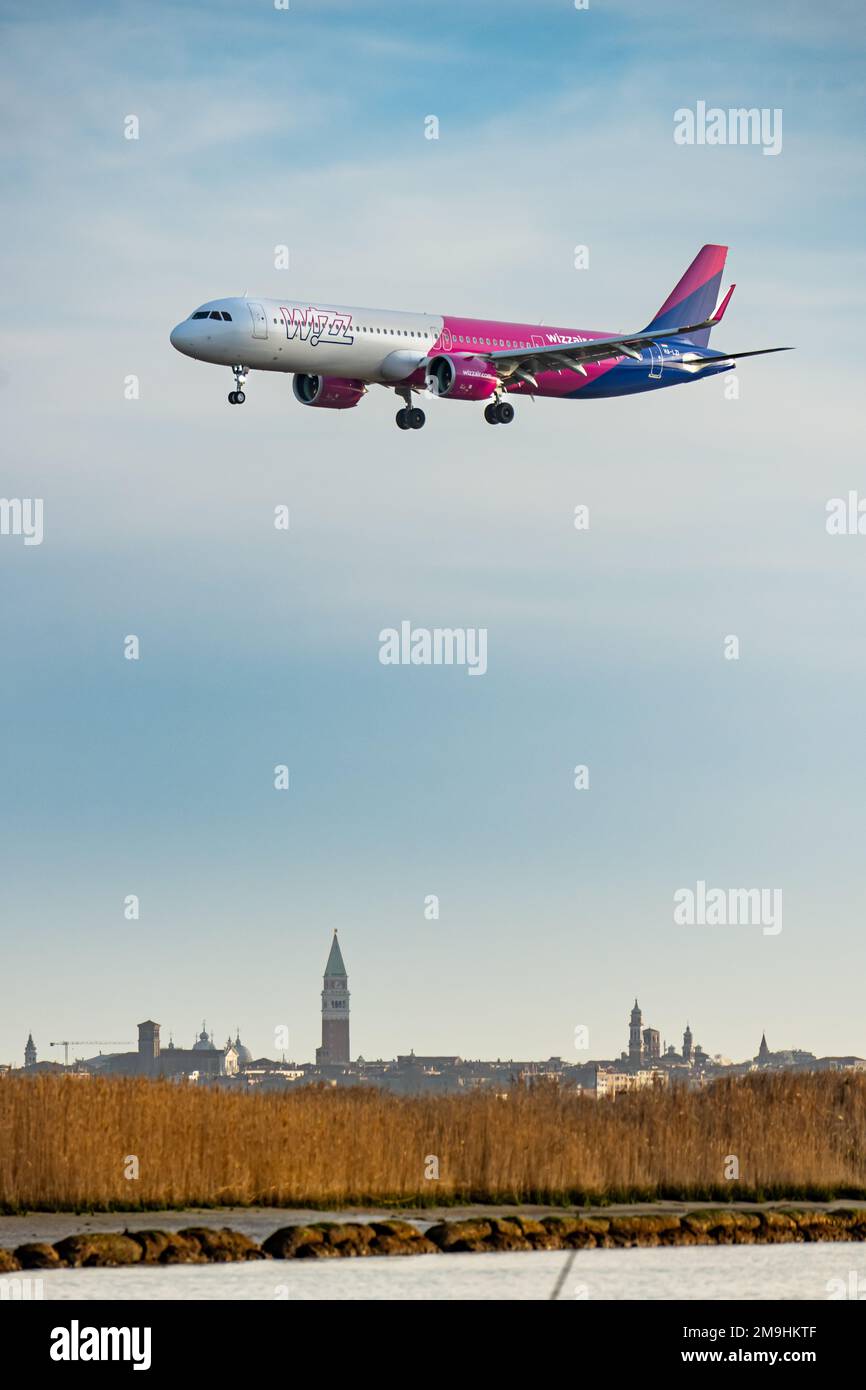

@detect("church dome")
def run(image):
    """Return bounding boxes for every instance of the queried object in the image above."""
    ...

[192,1026,214,1052]
[234,1032,253,1066]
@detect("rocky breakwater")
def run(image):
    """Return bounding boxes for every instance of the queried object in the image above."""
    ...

[1,1209,865,1270]
[0,1227,264,1272]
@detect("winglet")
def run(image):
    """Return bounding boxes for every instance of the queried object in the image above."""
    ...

[711,283,735,324]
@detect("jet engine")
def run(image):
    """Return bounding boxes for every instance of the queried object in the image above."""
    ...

[292,375,366,409]
[424,354,499,401]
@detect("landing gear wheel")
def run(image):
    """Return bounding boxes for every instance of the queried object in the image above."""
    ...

[408,407,425,430]
[484,402,500,424]
[396,408,411,430]
[497,401,514,424]
[229,365,248,403]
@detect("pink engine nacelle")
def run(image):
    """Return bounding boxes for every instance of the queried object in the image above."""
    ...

[292,374,366,409]
[425,354,499,402]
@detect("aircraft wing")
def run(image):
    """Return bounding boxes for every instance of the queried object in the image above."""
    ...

[482,285,739,382]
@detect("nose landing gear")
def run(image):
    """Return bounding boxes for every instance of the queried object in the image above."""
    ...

[484,399,515,425]
[228,365,248,404]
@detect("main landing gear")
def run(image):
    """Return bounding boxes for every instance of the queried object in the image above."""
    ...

[395,388,425,430]
[484,399,515,425]
[396,406,426,430]
[228,365,248,404]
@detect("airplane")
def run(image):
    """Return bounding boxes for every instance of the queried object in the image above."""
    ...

[169,244,791,430]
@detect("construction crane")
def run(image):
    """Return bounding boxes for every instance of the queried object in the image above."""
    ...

[49,1040,132,1067]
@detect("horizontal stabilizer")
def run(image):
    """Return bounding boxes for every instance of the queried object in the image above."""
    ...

[678,346,794,373]
[712,346,793,361]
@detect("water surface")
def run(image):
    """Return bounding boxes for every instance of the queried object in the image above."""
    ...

[21,1242,865,1301]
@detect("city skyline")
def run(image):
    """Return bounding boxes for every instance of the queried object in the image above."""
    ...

[6,934,859,1075]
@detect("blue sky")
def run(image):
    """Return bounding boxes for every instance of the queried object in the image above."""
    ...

[2,0,865,1068]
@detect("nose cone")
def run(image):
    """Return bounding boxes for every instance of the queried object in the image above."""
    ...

[170,322,192,355]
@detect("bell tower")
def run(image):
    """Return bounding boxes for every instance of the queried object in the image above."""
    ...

[629,999,643,1067]
[316,931,350,1065]
[138,1019,160,1076]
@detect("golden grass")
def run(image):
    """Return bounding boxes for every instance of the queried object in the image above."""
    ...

[1,1072,864,1210]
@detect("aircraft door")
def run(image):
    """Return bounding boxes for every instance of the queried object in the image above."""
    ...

[248,302,268,339]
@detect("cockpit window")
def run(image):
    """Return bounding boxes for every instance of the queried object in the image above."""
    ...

[191,311,209,319]
[220,311,232,321]
[209,311,222,320]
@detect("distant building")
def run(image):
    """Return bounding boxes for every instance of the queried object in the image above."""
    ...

[752,1032,818,1071]
[233,1031,253,1068]
[138,1019,160,1074]
[316,931,350,1065]
[626,1001,671,1069]
[79,1021,238,1080]
[593,1066,669,1099]
[813,1056,866,1072]
[629,1000,643,1067]
[24,1033,36,1068]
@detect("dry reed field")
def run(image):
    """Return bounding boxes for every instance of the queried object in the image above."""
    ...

[1,1072,864,1211]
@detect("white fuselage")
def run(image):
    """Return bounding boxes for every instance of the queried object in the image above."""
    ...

[170,295,445,382]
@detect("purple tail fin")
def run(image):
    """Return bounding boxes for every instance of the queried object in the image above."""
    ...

[644,244,728,346]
